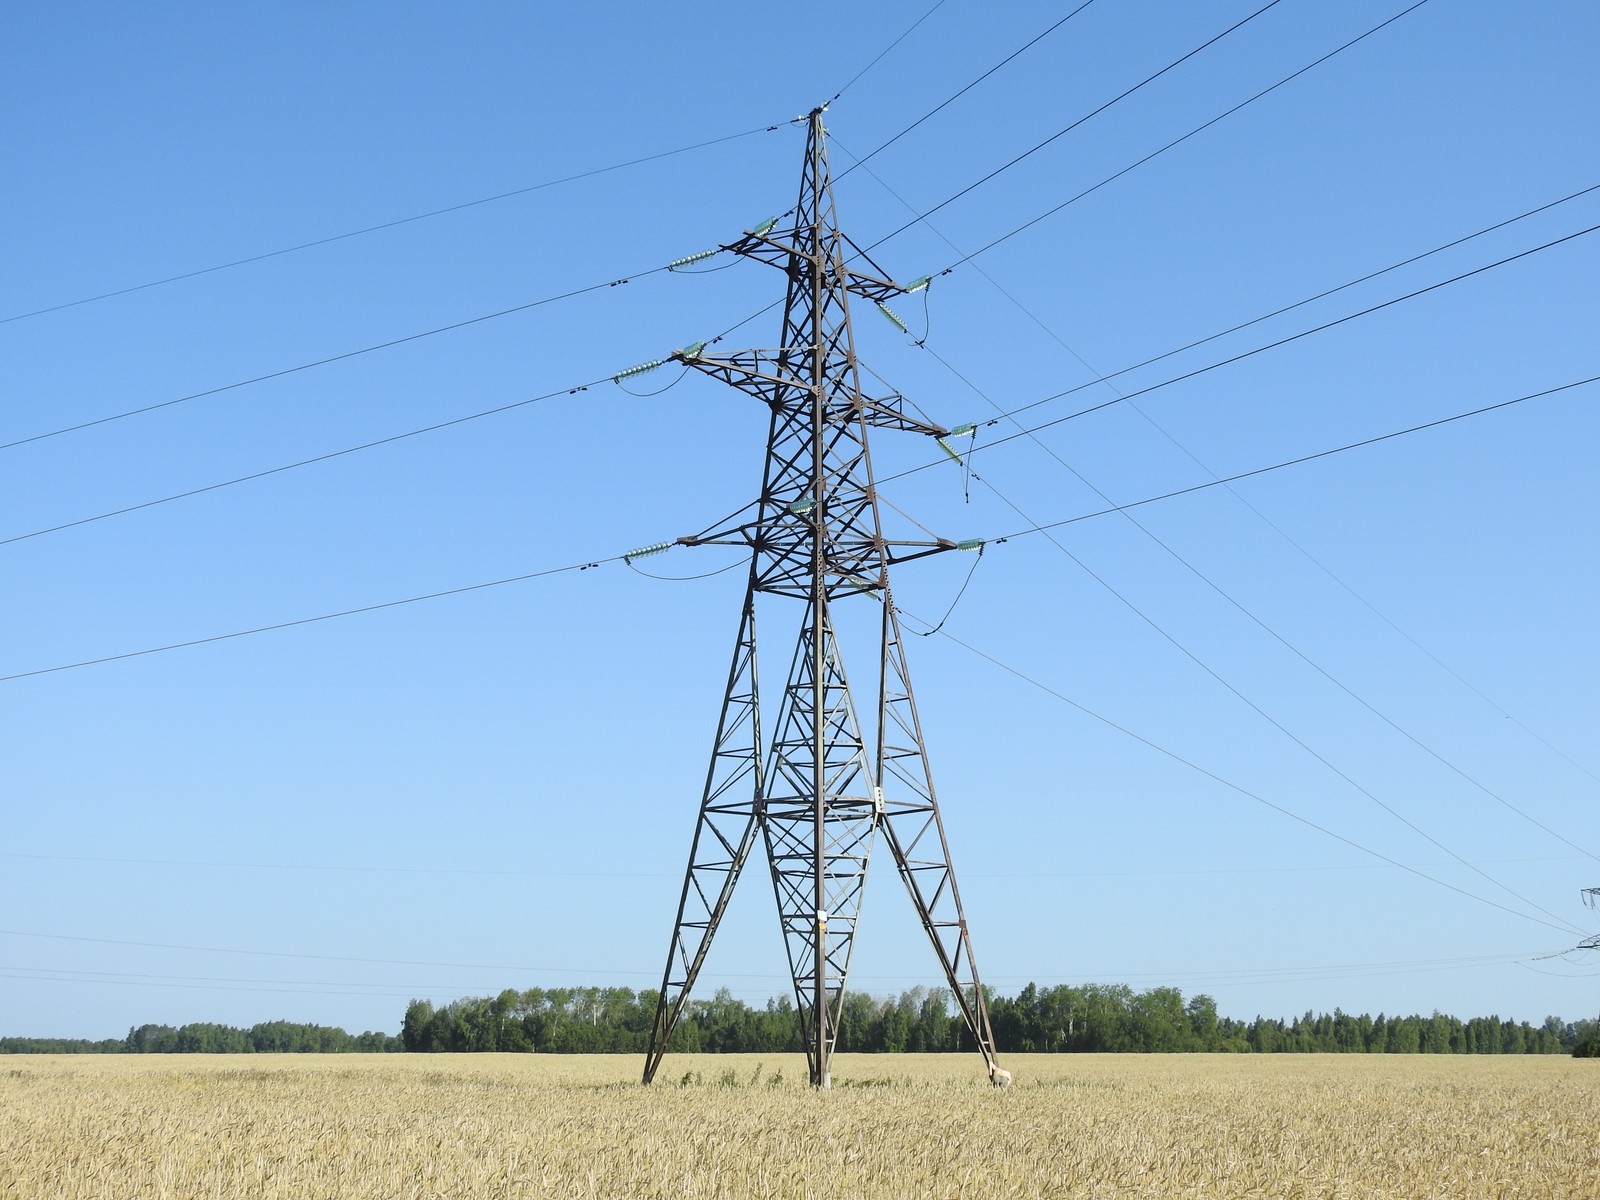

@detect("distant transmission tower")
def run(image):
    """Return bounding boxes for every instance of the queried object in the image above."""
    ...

[640,106,1005,1089]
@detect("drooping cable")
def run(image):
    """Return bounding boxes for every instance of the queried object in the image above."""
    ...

[927,624,1584,938]
[862,0,1289,252]
[2,120,801,326]
[922,341,1600,869]
[905,543,985,637]
[833,0,1100,182]
[933,0,1436,272]
[839,130,1600,794]
[953,183,1600,427]
[0,554,623,684]
[3,493,1586,941]
[955,466,1587,935]
[0,377,609,547]
[969,223,1600,451]
[985,376,1600,537]
[1,268,671,451]
[6,848,1575,883]
[828,0,954,103]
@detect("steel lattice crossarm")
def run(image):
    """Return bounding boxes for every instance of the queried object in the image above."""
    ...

[673,342,949,435]
[673,497,981,566]
[641,105,1006,1090]
[718,213,921,306]
[659,346,969,596]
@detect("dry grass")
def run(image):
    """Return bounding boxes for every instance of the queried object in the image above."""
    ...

[2,1052,1595,1198]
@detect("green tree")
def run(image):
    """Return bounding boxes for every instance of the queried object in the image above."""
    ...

[1186,994,1221,1051]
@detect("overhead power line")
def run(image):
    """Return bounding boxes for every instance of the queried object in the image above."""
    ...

[0,927,759,979]
[865,0,1289,251]
[0,4,1488,465]
[12,173,1587,554]
[917,348,1600,875]
[3,848,1577,882]
[841,139,1600,798]
[1,0,958,329]
[835,1,1099,180]
[5,504,1587,939]
[3,487,1589,939]
[828,0,954,102]
[869,222,1599,491]
[1,265,672,452]
[958,464,1586,936]
[933,0,1436,272]
[5,374,1587,685]
[929,627,1584,938]
[670,199,1600,536]
[0,851,670,880]
[969,222,1600,453]
[0,554,624,684]
[692,0,1436,395]
[0,965,585,994]
[957,179,1600,414]
[1,121,800,326]
[0,968,446,1002]
[848,114,1600,870]
[994,376,1600,539]
[0,376,611,547]
[11,204,1565,549]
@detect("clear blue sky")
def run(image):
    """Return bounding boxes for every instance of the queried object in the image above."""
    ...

[4,0,1597,1041]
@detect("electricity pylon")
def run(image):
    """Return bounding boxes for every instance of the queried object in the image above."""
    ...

[640,106,1004,1089]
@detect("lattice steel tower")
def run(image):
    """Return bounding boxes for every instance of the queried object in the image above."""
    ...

[641,107,1004,1088]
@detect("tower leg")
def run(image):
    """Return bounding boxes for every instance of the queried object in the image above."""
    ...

[642,596,763,1084]
[876,598,1004,1078]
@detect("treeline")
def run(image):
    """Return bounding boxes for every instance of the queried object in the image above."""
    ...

[401,983,1598,1056]
[992,983,1593,1055]
[7,984,1593,1056]
[0,1021,401,1055]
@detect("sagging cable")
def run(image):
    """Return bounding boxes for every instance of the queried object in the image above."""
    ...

[913,542,986,637]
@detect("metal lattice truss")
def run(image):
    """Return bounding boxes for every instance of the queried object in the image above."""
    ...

[642,107,1003,1088]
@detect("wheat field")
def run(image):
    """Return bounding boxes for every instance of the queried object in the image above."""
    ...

[2,1052,1595,1198]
